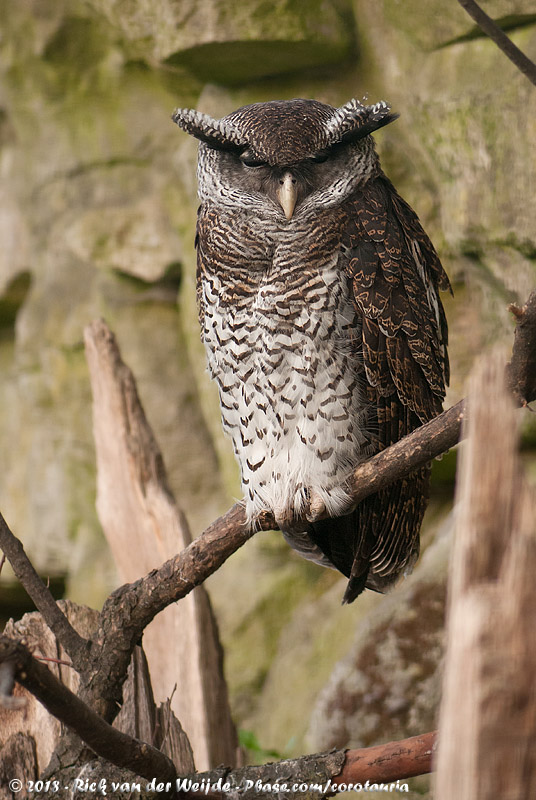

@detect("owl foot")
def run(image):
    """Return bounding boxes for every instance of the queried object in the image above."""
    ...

[306,491,326,522]
[274,490,327,530]
[274,510,310,533]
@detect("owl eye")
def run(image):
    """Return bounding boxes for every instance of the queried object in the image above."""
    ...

[310,150,330,164]
[239,150,268,168]
[240,157,268,168]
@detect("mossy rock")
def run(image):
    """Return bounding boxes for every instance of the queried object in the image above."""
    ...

[85,0,355,81]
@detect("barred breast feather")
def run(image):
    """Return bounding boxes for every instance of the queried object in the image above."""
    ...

[196,205,373,534]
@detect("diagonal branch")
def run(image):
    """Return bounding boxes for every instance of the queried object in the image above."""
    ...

[100,396,467,643]
[0,631,437,796]
[0,513,88,668]
[348,399,464,503]
[0,636,178,786]
[457,0,536,86]
[86,397,465,718]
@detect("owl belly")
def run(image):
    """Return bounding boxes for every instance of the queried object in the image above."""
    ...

[202,234,371,531]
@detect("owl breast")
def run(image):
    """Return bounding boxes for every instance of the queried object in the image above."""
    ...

[198,205,371,531]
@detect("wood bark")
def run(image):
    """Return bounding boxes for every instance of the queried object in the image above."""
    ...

[435,351,536,799]
[84,319,239,771]
[178,731,437,799]
[0,603,194,779]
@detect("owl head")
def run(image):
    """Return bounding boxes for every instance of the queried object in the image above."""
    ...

[172,98,397,219]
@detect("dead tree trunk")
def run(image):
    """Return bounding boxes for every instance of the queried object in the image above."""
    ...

[84,320,239,771]
[435,350,536,799]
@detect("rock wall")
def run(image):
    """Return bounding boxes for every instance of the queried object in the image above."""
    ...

[0,0,535,783]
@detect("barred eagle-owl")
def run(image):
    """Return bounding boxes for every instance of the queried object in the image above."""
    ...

[173,97,449,603]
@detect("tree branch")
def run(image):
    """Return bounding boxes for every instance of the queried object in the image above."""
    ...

[178,731,437,799]
[0,624,436,798]
[331,730,437,791]
[457,0,536,86]
[0,636,178,787]
[81,394,466,730]
[348,400,465,503]
[102,398,465,644]
[0,513,88,667]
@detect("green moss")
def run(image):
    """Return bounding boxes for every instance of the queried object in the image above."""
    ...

[521,414,536,451]
[166,40,352,85]
[438,13,536,48]
[43,16,110,72]
[495,233,536,260]
[0,272,32,339]
[380,0,469,50]
[430,448,458,491]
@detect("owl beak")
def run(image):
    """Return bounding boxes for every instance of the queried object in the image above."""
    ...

[277,171,298,220]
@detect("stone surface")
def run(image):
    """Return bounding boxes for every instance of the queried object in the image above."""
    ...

[84,0,355,82]
[306,519,451,753]
[0,0,228,607]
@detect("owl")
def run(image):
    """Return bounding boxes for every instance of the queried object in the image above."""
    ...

[173,98,449,603]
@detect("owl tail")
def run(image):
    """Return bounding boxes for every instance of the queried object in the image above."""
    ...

[309,466,430,604]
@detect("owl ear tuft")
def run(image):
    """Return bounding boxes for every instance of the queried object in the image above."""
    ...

[326,98,398,145]
[172,108,246,152]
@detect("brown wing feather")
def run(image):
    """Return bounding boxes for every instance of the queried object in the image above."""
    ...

[310,173,449,603]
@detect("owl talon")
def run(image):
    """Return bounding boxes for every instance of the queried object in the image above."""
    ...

[275,508,309,533]
[306,492,326,522]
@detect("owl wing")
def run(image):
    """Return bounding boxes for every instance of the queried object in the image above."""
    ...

[309,173,450,603]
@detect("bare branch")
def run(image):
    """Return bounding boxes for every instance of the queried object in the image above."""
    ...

[180,731,437,799]
[331,730,437,791]
[348,400,465,503]
[0,513,88,667]
[0,624,437,795]
[81,503,253,723]
[81,395,465,734]
[94,394,466,674]
[102,397,466,646]
[0,636,178,786]
[457,0,536,86]
[35,656,75,668]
